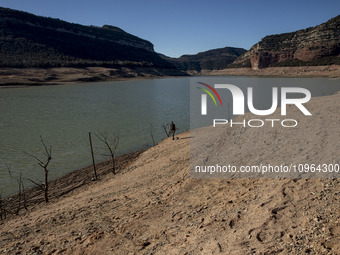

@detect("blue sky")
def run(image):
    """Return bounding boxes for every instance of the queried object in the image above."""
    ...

[1,0,339,57]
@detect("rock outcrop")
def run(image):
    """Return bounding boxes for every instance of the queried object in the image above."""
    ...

[234,15,340,69]
[0,7,172,68]
[160,47,247,72]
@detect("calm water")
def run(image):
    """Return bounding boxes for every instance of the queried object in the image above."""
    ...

[1,77,339,197]
[0,78,190,197]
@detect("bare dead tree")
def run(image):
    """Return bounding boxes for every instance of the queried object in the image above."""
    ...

[0,190,3,220]
[149,123,156,146]
[25,136,52,203]
[4,164,27,215]
[0,189,15,219]
[89,132,98,180]
[0,165,12,219]
[162,123,170,137]
[0,204,14,219]
[21,178,27,211]
[6,163,12,178]
[16,173,22,214]
[95,130,119,174]
[15,173,28,213]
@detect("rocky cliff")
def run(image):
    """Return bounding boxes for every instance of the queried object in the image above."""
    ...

[161,47,247,72]
[234,15,340,70]
[0,7,173,68]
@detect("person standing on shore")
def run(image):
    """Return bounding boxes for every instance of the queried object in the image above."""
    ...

[169,121,176,140]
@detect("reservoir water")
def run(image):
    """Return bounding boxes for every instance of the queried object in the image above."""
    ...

[0,78,190,197]
[1,76,339,197]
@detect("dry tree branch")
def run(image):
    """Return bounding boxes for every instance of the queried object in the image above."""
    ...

[24,136,52,203]
[95,130,119,174]
[25,178,45,191]
[88,132,98,180]
[149,123,156,146]
[162,123,170,137]
[0,206,15,215]
[6,163,12,178]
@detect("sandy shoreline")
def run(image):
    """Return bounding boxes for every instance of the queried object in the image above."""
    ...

[1,90,340,254]
[193,65,340,79]
[0,66,188,87]
[0,65,339,87]
[1,148,147,209]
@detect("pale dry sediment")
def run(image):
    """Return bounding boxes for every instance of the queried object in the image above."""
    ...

[1,93,340,254]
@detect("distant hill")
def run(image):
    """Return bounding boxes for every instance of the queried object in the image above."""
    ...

[160,47,247,71]
[233,15,340,69]
[0,7,174,68]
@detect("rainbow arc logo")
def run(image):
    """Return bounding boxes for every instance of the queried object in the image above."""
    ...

[196,82,222,115]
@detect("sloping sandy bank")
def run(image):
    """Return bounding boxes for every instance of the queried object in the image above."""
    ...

[0,66,188,86]
[197,65,340,78]
[1,92,340,254]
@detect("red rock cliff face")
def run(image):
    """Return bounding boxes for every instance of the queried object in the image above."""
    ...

[234,16,340,70]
